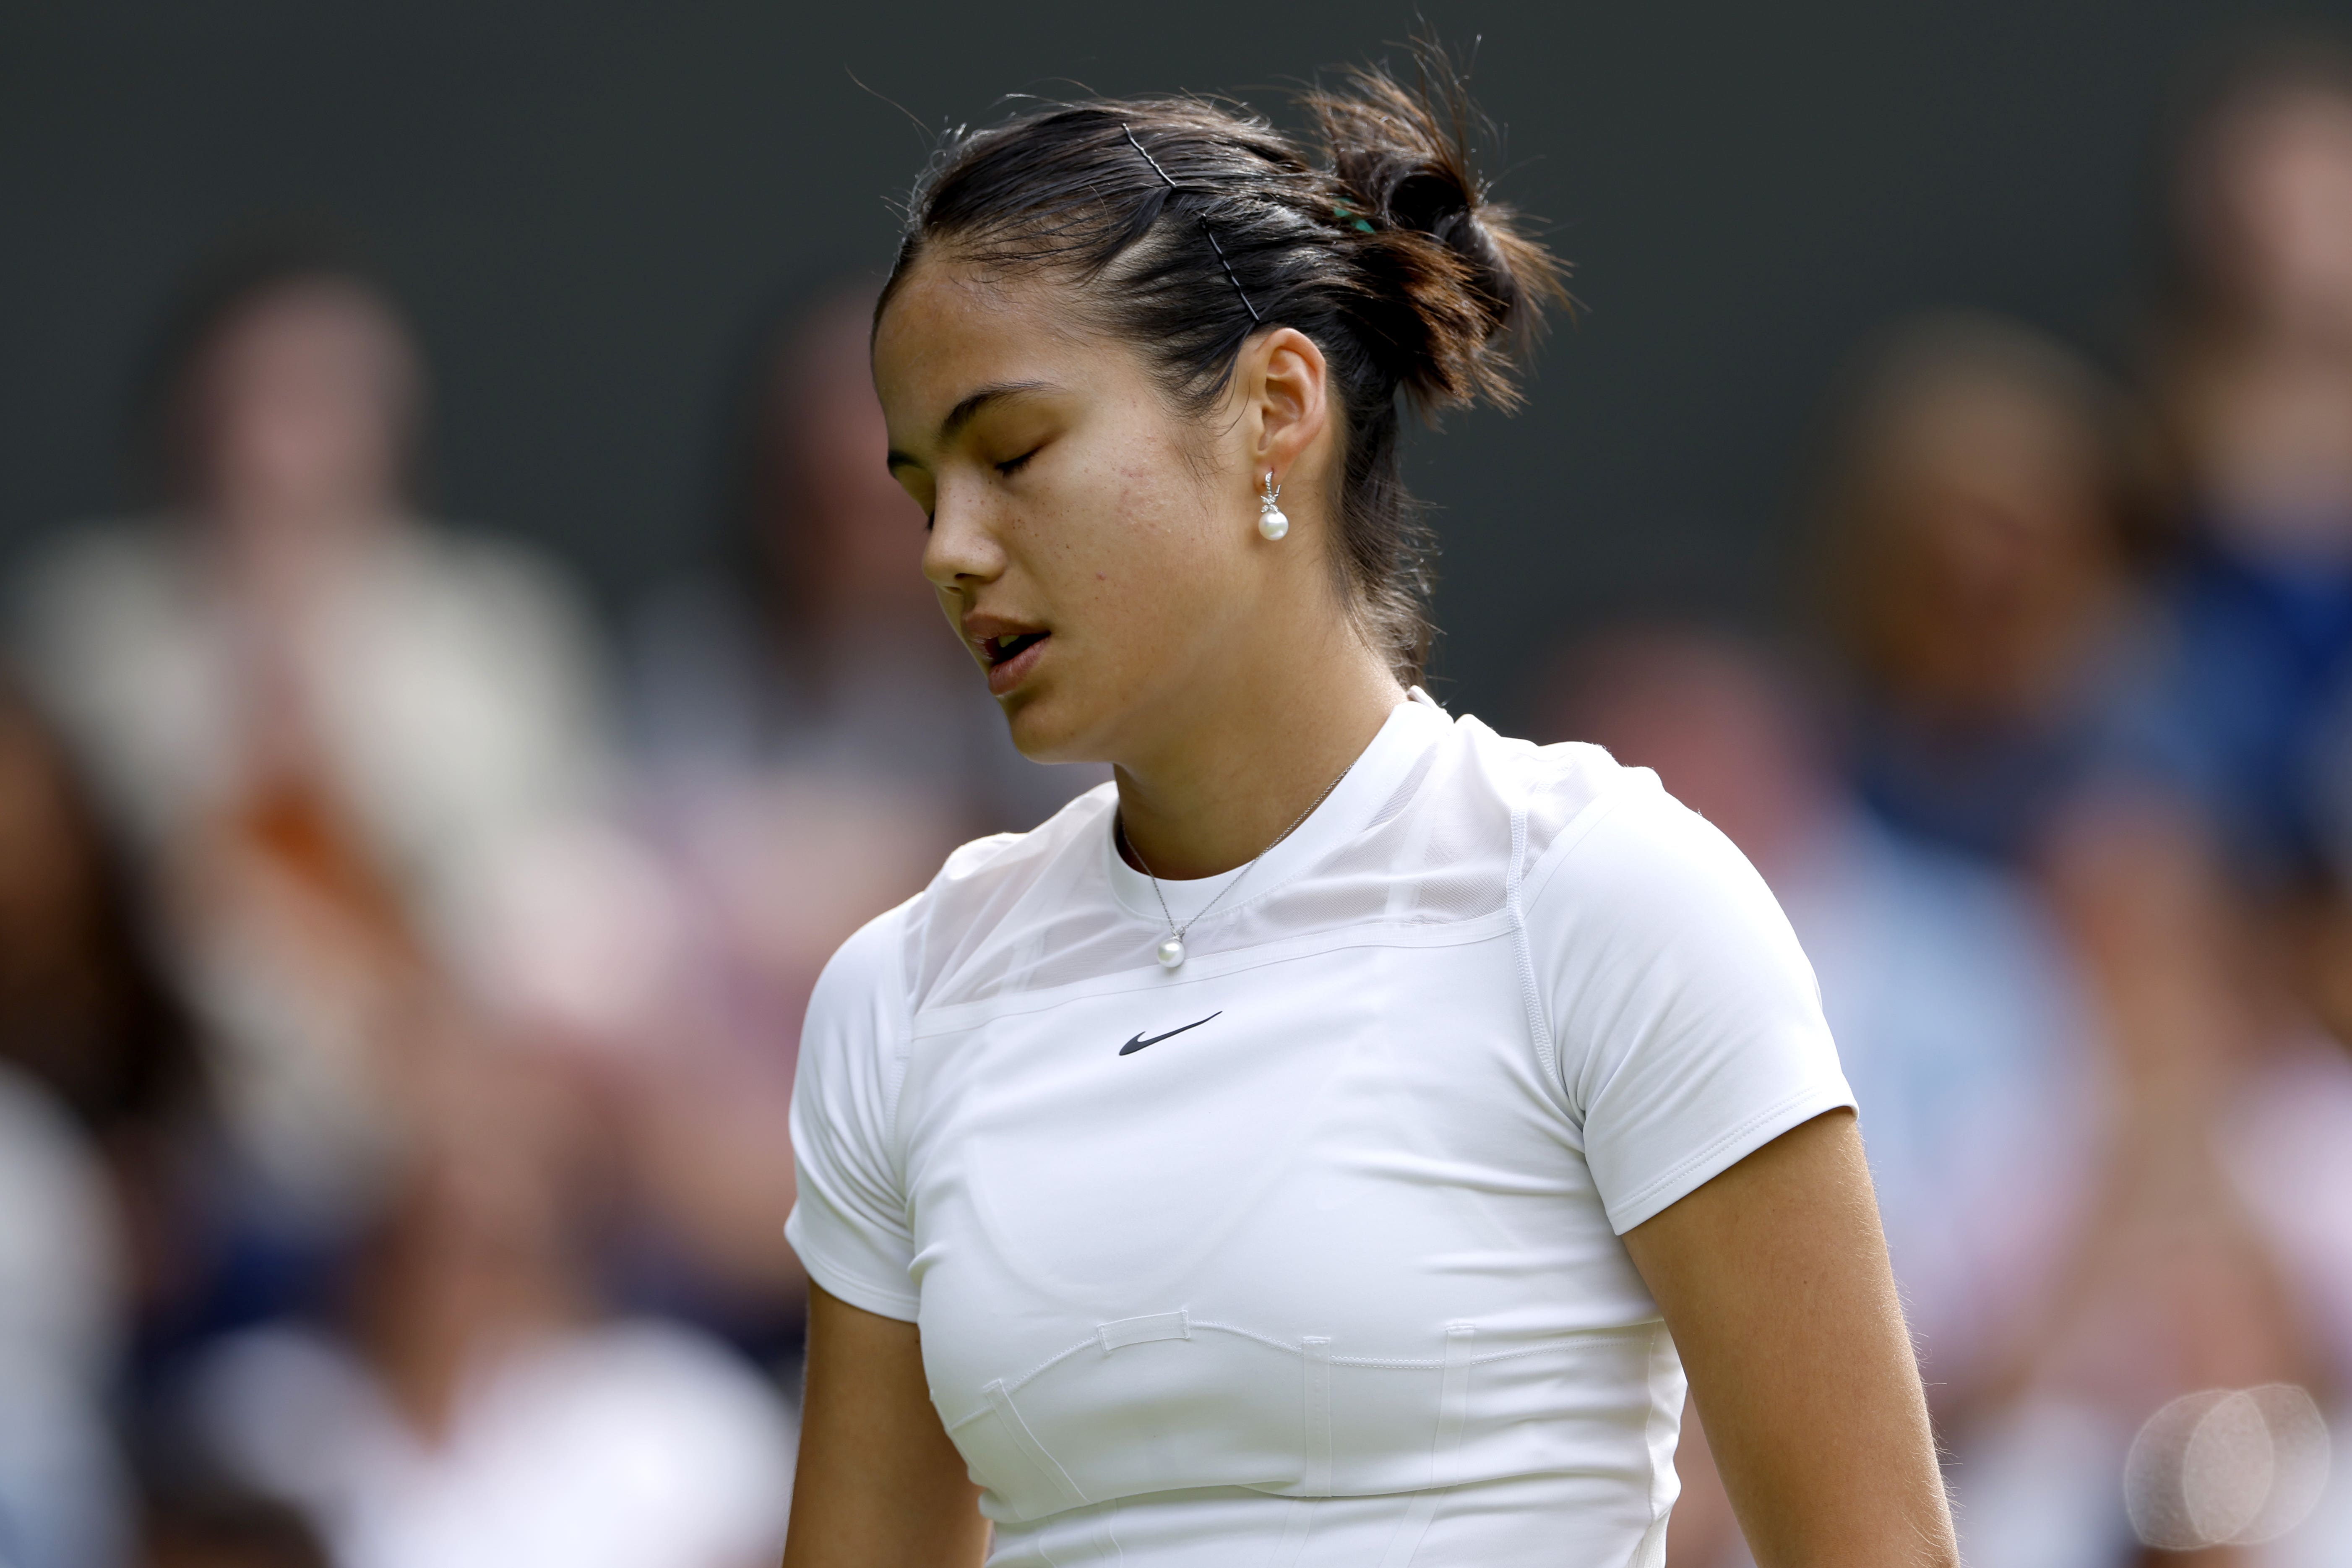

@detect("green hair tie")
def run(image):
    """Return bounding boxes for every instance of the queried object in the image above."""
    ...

[1334,202,1375,234]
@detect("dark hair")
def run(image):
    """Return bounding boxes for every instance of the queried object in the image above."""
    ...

[878,44,1570,685]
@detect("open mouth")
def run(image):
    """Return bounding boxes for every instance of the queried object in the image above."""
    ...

[983,632,1047,667]
[977,629,1050,696]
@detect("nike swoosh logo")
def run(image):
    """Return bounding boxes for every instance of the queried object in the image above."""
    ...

[1119,1011,1222,1056]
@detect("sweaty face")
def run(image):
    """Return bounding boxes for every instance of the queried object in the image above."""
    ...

[873,258,1266,764]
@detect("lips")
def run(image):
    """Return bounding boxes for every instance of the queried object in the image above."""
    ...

[973,628,1050,697]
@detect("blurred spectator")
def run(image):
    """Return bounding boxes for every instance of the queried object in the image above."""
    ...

[2139,33,2352,894]
[0,673,201,1310]
[0,675,204,1568]
[180,1034,796,1568]
[1961,797,2326,1568]
[2100,33,2352,1562]
[0,677,196,1159]
[1807,310,2146,864]
[2134,45,2352,1254]
[2,230,812,1568]
[8,231,613,1259]
[1534,625,2097,1568]
[0,1058,130,1568]
[1801,289,2352,1562]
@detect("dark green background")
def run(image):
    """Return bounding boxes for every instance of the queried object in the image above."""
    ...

[1,1,2335,722]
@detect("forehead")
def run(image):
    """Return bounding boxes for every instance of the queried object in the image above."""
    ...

[871,258,1117,425]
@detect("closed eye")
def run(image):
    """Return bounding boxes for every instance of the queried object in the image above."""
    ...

[995,446,1042,477]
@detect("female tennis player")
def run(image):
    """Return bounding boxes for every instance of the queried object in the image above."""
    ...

[781,55,1958,1568]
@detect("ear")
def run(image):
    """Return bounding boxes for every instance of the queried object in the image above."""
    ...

[1240,328,1333,491]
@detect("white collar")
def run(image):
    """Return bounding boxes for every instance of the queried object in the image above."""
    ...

[1104,688,1451,925]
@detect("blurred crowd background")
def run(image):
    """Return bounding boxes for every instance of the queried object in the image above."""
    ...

[8,5,2352,1567]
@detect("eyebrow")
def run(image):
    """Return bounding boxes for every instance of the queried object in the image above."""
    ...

[885,380,1055,474]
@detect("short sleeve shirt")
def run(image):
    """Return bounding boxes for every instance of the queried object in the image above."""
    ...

[786,694,1852,1567]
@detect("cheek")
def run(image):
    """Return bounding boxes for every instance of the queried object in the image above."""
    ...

[1048,451,1233,627]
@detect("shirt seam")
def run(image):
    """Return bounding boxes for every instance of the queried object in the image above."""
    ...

[1518,769,1649,916]
[942,1320,1671,1428]
[871,901,920,1239]
[790,1238,921,1322]
[1512,763,1649,1114]
[907,911,1519,1037]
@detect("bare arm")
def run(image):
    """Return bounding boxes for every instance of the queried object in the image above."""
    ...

[1620,1109,1956,1568]
[782,1284,989,1568]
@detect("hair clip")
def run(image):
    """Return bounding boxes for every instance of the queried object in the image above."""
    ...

[1122,124,1263,324]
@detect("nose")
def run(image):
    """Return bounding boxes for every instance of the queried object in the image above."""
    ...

[921,483,1007,594]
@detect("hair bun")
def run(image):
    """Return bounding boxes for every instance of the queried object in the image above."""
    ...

[1387,165,1516,310]
[1304,45,1569,412]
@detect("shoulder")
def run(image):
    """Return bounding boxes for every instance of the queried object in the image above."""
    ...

[802,779,1118,1023]
[1504,740,1767,922]
[1501,741,1825,1082]
[1469,742,1851,1230]
[1434,716,1688,879]
[888,780,1120,1008]
[805,896,919,1047]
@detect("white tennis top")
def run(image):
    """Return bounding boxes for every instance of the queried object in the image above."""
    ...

[786,692,1853,1567]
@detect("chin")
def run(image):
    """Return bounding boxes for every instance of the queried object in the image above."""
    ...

[998,686,1109,766]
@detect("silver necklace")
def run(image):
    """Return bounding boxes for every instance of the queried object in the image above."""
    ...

[1119,763,1352,971]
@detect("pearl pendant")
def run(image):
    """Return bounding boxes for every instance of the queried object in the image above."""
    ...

[1257,472,1289,541]
[1156,934,1187,969]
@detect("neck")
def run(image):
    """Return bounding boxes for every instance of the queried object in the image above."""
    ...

[1112,628,1405,882]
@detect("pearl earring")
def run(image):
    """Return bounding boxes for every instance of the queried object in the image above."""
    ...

[1258,472,1289,540]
